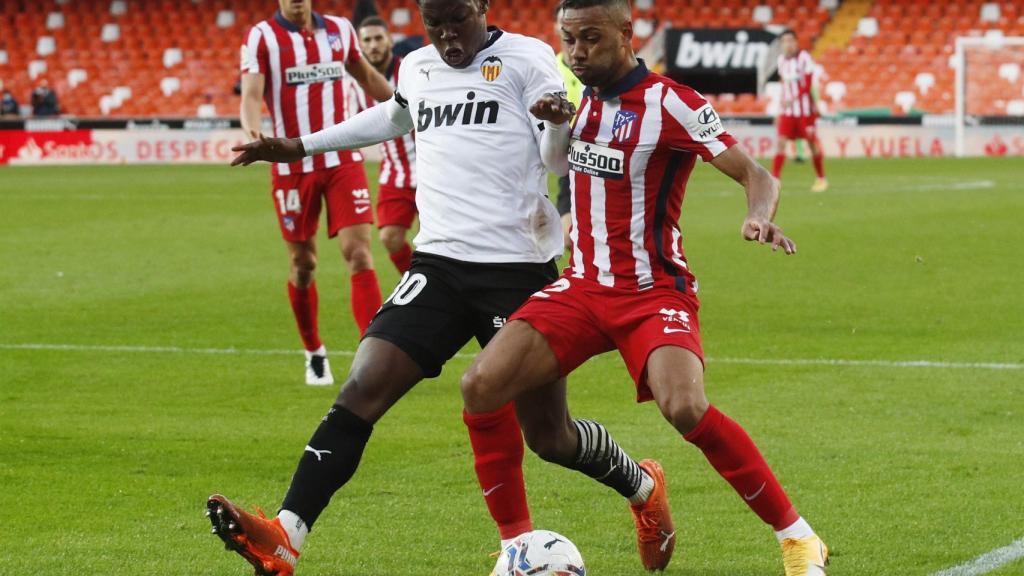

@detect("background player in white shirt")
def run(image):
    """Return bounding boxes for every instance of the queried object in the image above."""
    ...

[240,0,394,386]
[208,1,660,574]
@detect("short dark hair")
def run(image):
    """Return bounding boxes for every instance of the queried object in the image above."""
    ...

[559,0,631,11]
[359,15,389,30]
[780,29,797,39]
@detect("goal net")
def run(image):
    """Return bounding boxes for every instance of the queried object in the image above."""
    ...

[954,36,1024,157]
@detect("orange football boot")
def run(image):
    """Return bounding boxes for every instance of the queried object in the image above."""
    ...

[629,460,676,571]
[207,494,300,576]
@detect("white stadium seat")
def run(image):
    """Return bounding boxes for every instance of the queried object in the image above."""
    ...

[110,0,127,16]
[46,12,65,30]
[856,17,879,38]
[112,86,132,106]
[0,50,8,66]
[67,68,88,89]
[160,77,181,97]
[163,48,183,69]
[894,91,916,113]
[634,18,654,40]
[36,36,57,57]
[99,95,120,115]
[28,60,48,80]
[999,63,1021,84]
[753,6,773,25]
[101,23,121,43]
[1007,100,1024,116]
[825,81,847,103]
[197,104,217,118]
[391,8,411,27]
[980,2,1001,23]
[819,0,839,9]
[635,0,654,11]
[216,10,235,29]
[914,72,935,95]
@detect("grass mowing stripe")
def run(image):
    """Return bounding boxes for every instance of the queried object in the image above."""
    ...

[2,342,1022,370]
[931,537,1024,576]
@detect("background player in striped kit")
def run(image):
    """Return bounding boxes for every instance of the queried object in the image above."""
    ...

[355,16,418,274]
[773,29,828,193]
[461,1,829,574]
[240,0,394,386]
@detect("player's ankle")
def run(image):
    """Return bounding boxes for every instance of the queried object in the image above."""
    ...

[277,509,308,551]
[774,515,814,542]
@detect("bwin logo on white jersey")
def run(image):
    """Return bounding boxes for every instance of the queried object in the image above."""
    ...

[417,91,499,133]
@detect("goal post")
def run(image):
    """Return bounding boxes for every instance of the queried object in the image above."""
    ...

[954,36,1024,157]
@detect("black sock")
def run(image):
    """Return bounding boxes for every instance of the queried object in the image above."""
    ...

[280,404,373,528]
[571,419,648,500]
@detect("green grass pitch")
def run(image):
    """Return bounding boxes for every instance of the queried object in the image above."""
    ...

[1,157,1022,575]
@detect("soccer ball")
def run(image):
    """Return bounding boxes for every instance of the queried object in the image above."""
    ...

[494,530,586,576]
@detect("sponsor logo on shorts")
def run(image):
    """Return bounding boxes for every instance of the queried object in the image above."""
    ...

[660,308,692,333]
[283,216,296,232]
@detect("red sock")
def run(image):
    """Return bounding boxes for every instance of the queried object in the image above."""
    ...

[350,270,381,336]
[772,153,786,178]
[812,153,825,178]
[464,403,533,540]
[388,242,413,274]
[288,282,322,352]
[684,405,798,530]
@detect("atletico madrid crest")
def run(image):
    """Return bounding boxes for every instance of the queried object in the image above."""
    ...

[613,110,638,142]
[481,56,503,82]
[327,32,343,52]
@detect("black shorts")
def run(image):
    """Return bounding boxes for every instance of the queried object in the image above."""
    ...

[364,252,559,378]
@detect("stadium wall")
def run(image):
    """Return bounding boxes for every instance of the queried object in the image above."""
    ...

[0,118,1021,166]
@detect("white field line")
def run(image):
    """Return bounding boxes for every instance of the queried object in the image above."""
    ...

[1,343,1022,370]
[931,536,1024,576]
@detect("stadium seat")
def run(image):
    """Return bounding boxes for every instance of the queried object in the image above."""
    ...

[856,17,879,37]
[1008,99,1024,115]
[216,10,236,29]
[825,80,847,104]
[894,91,917,113]
[28,60,47,80]
[914,72,936,95]
[68,68,87,88]
[160,77,181,97]
[999,62,1021,83]
[753,5,774,24]
[101,23,120,42]
[980,2,1002,23]
[110,0,127,17]
[46,11,65,30]
[0,50,8,66]
[36,36,57,57]
[163,48,183,69]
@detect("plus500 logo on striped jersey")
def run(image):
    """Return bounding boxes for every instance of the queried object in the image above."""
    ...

[569,140,625,180]
[285,62,344,85]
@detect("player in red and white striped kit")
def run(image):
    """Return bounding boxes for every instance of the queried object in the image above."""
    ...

[462,2,828,574]
[240,0,393,386]
[774,29,828,193]
[355,16,417,274]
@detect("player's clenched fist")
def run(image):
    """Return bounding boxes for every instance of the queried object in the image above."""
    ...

[742,217,797,255]
[231,134,306,166]
[530,92,576,125]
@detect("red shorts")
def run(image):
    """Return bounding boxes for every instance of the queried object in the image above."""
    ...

[270,163,372,242]
[777,115,818,141]
[376,183,418,229]
[510,275,703,403]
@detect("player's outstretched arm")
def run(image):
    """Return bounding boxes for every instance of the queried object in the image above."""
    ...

[230,96,414,166]
[530,92,576,176]
[710,146,797,255]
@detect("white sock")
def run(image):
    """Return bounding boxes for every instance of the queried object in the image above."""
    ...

[277,509,309,551]
[628,470,656,505]
[305,345,326,358]
[774,516,815,542]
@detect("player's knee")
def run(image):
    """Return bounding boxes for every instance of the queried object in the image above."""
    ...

[290,251,317,284]
[342,242,374,273]
[658,389,710,434]
[379,228,406,254]
[460,367,501,412]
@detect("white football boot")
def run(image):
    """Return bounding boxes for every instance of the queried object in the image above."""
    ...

[304,347,334,386]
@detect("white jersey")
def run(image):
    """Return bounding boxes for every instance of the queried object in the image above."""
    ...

[777,50,817,118]
[394,29,564,264]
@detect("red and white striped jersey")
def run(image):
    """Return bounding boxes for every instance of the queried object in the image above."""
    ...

[351,56,417,190]
[777,50,817,118]
[241,11,364,176]
[568,62,736,293]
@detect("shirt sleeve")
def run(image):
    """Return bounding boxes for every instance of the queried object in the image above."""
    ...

[240,26,268,75]
[342,18,362,64]
[522,41,566,115]
[661,85,736,162]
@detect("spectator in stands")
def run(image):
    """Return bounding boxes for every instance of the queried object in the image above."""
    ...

[1,88,19,117]
[31,80,60,117]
